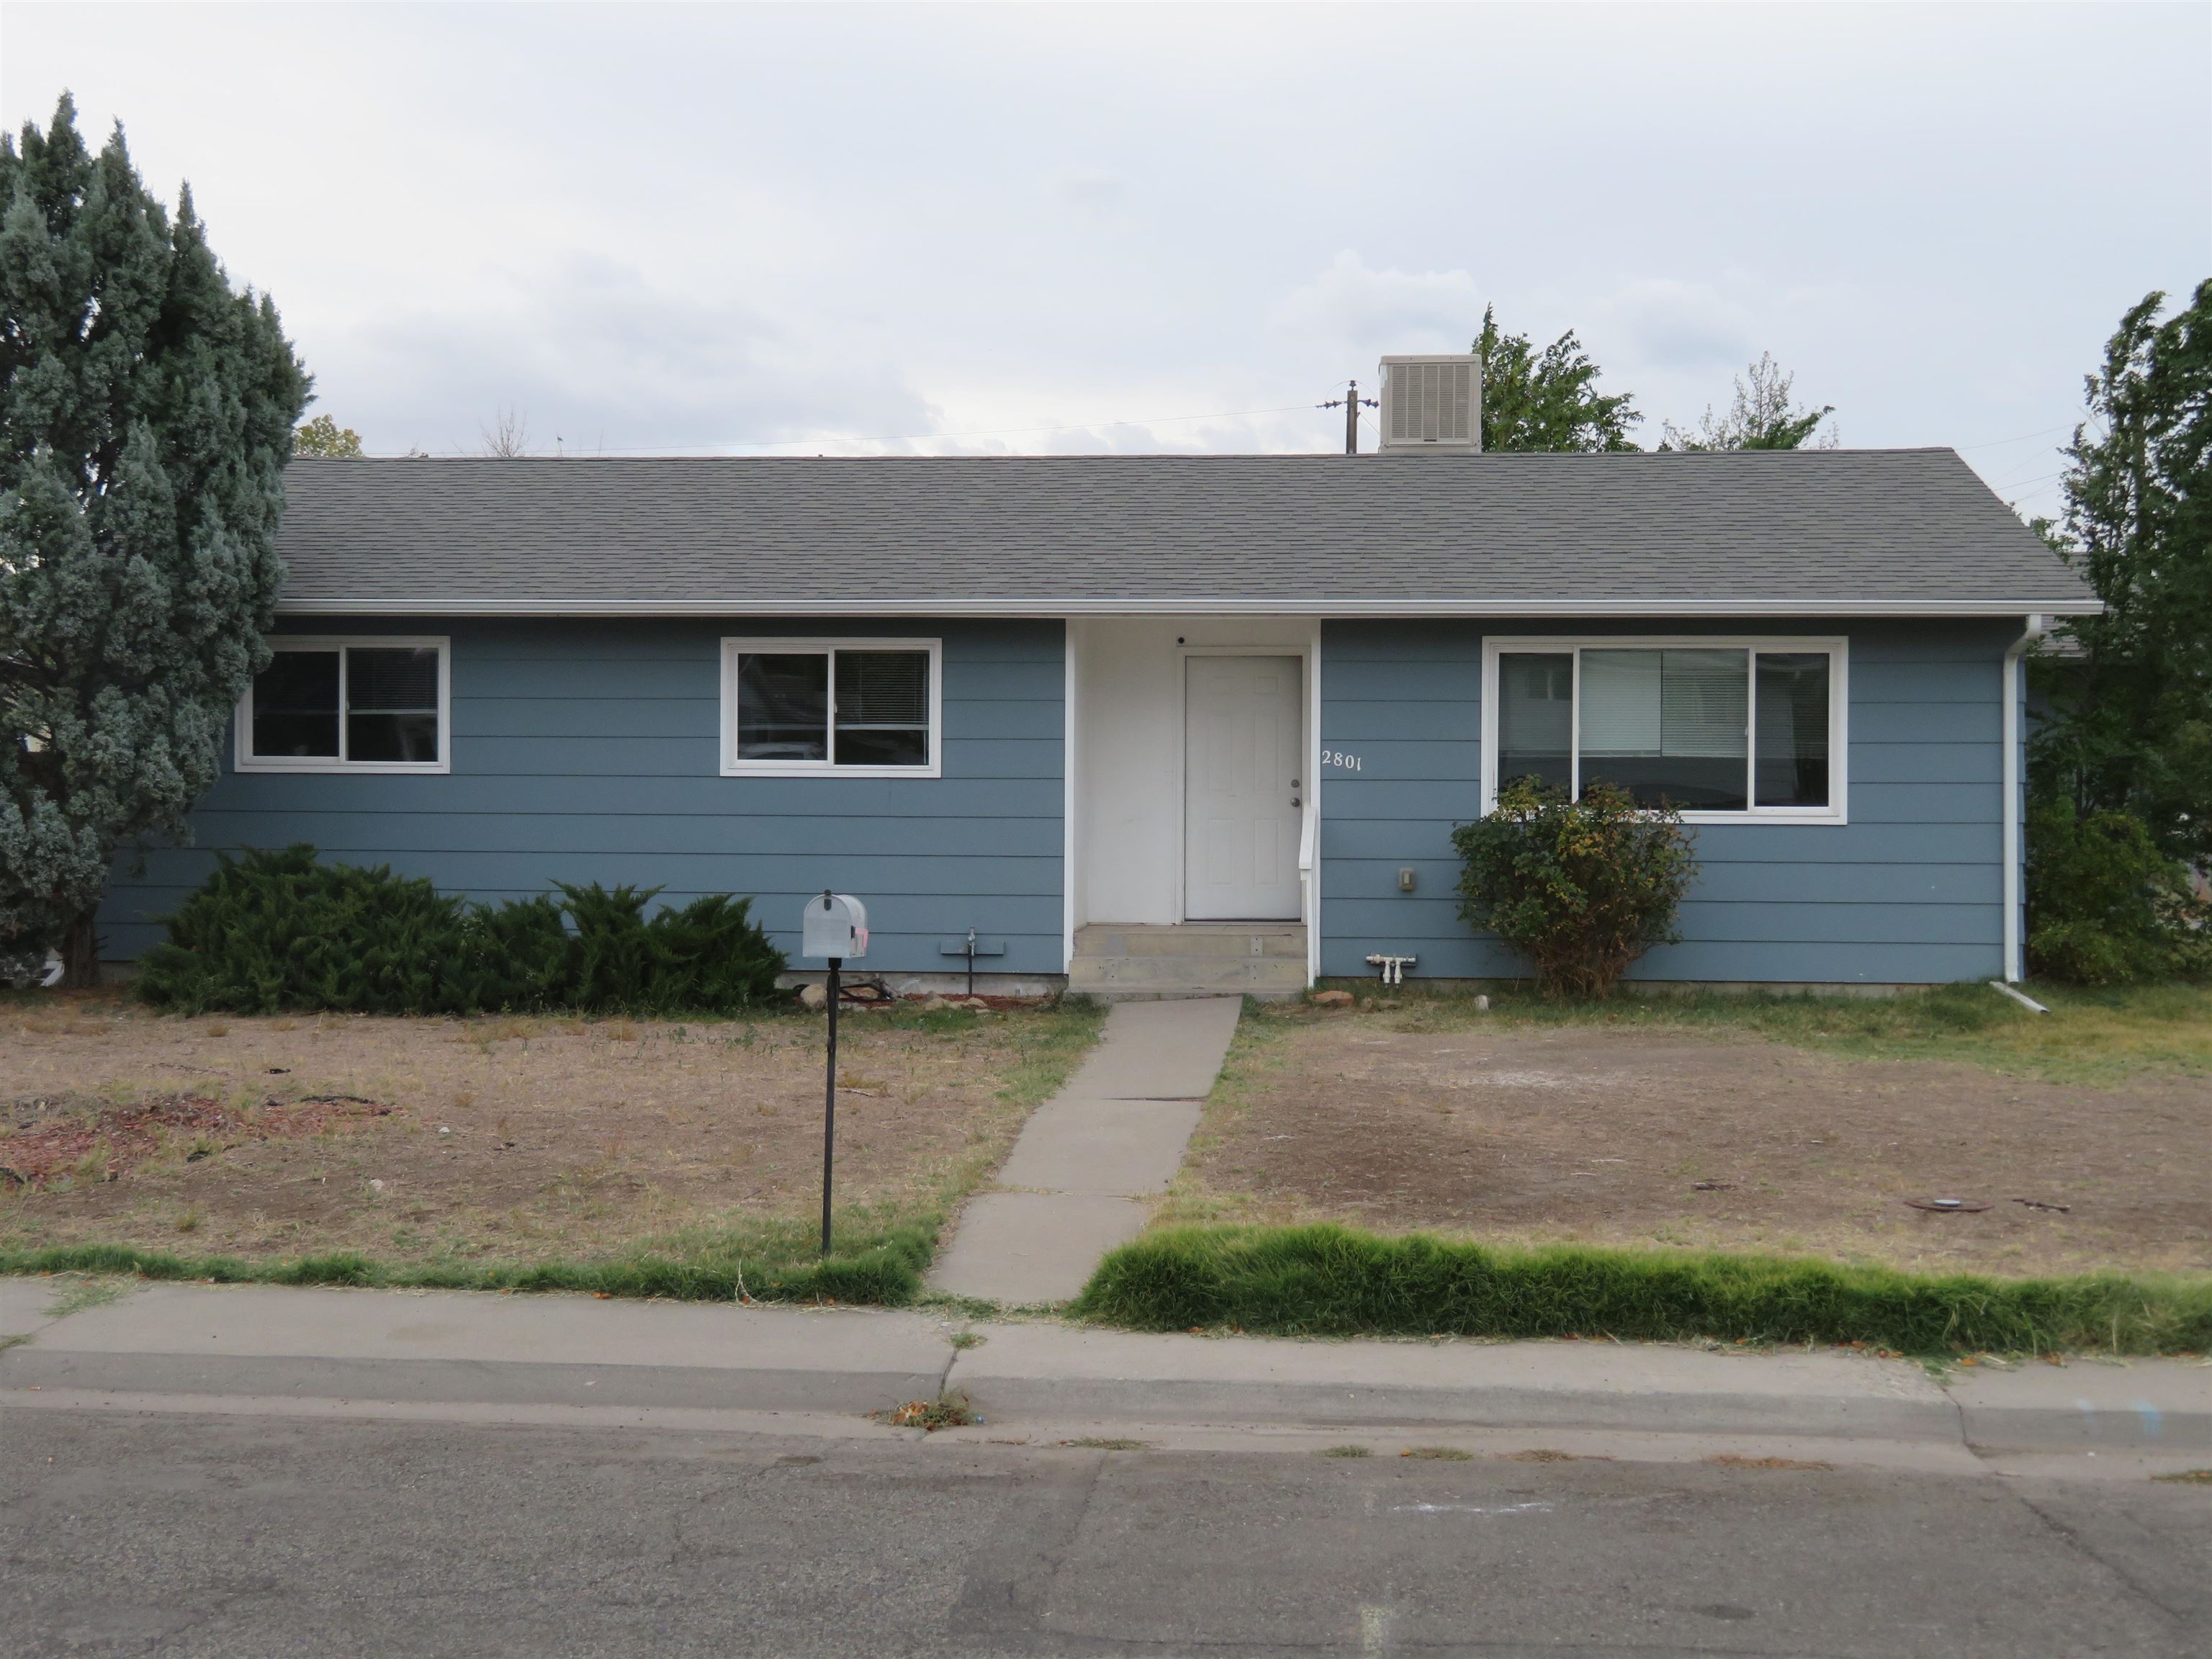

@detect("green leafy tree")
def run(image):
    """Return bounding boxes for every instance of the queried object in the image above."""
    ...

[1663,352,1836,450]
[1474,305,1641,451]
[293,413,362,457]
[1452,778,1696,999]
[2026,801,2209,983]
[2031,282,2212,870]
[0,95,308,983]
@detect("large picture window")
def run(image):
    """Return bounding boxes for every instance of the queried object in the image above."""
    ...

[236,637,450,773]
[1485,637,1844,822]
[720,639,941,777]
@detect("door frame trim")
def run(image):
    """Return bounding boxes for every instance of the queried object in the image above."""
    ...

[1174,643,1315,925]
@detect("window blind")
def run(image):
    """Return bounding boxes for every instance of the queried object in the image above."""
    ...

[1579,649,1745,758]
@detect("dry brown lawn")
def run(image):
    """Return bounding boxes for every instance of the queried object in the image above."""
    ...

[1,992,1099,1266]
[1168,998,2212,1278]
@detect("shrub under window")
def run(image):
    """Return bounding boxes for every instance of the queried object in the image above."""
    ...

[1453,778,1699,999]
[136,846,788,1015]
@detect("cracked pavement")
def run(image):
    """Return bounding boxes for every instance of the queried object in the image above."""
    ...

[6,1406,2208,1658]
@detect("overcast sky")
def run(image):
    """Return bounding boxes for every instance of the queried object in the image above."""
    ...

[5,2,2208,518]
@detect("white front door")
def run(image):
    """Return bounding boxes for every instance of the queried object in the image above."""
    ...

[1184,655,1303,920]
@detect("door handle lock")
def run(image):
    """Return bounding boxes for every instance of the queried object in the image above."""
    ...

[1291,796,1303,808]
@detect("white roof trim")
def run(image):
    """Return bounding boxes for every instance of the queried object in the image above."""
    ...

[275,596,2105,619]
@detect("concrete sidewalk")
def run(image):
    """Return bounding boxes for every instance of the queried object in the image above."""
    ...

[1,1279,951,1414]
[925,995,1242,1304]
[5,1279,2208,1460]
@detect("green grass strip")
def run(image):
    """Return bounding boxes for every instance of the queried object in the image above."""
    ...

[1071,1223,2212,1356]
[0,1226,932,1307]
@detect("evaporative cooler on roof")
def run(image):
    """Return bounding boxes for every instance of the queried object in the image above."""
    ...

[1378,355,1481,454]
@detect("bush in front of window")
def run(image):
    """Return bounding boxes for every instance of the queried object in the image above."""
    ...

[137,846,788,1015]
[2026,803,2211,985]
[1452,779,1698,999]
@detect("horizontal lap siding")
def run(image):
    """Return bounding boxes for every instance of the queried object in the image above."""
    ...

[99,618,1066,974]
[1318,618,2015,984]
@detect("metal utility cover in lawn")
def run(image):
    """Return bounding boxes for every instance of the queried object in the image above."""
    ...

[802,893,868,959]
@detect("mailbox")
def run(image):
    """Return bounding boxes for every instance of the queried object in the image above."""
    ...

[801,892,868,960]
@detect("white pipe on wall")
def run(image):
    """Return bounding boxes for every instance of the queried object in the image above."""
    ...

[2001,613,2048,984]
[1306,618,1323,988]
[1062,619,1081,968]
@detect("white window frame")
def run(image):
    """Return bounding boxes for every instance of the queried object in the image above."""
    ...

[719,637,943,779]
[1480,635,1848,824]
[235,635,452,775]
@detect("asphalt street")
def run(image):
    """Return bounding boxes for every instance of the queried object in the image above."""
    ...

[5,1407,2207,1658]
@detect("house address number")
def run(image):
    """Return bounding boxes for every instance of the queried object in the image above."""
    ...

[1321,750,1363,772]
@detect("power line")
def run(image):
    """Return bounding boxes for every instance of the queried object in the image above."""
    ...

[1992,467,2070,495]
[1954,422,2079,452]
[1990,455,2070,486]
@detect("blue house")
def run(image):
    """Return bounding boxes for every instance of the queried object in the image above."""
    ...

[99,363,2095,997]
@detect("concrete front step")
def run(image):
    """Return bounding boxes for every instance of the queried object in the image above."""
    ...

[1066,958,1307,1001]
[1069,925,1309,1001]
[1067,955,1308,984]
[1074,924,1305,960]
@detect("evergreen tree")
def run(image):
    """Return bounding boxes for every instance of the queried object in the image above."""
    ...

[1474,306,1641,452]
[1,96,308,982]
[1663,353,1836,450]
[2031,282,2212,866]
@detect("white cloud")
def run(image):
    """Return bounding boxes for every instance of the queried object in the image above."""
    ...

[1271,251,1484,358]
[1052,171,1129,213]
[307,254,936,456]
[4,0,2203,499]
[1599,279,1761,374]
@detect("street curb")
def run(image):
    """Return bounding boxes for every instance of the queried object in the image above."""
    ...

[14,1349,2204,1452]
[6,1281,2206,1453]
[945,1371,1965,1441]
[1950,1368,2212,1452]
[942,1371,2212,1449]
[1957,1402,2212,1452]
[0,1349,945,1416]
[0,1280,957,1419]
[943,1327,2212,1451]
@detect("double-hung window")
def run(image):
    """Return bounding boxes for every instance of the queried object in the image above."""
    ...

[720,639,941,777]
[236,637,450,773]
[1483,637,1845,822]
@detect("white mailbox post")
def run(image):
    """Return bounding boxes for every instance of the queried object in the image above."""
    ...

[801,892,868,1255]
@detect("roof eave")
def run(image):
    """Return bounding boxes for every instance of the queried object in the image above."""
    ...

[272,595,2104,619]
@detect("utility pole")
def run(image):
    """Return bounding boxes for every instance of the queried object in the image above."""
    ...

[1320,379,1379,454]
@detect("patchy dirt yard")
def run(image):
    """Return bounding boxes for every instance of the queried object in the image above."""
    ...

[1169,1002,2212,1278]
[0,994,1099,1266]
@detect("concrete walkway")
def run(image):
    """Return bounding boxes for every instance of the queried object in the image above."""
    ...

[6,1280,2208,1464]
[925,996,1244,1304]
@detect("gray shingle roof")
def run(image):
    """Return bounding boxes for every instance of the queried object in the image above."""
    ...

[273,449,2095,616]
